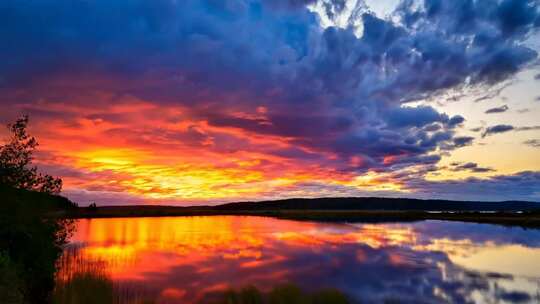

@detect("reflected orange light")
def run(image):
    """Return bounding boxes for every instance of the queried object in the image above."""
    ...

[67,217,421,284]
[69,217,302,280]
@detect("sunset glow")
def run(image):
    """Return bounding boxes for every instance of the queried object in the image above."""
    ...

[2,0,540,205]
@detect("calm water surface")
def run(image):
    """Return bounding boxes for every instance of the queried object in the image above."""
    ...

[57,216,540,303]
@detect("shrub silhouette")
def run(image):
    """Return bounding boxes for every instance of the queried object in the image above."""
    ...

[208,284,349,304]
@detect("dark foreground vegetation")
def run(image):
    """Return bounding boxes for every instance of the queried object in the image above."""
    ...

[0,185,76,303]
[0,116,76,303]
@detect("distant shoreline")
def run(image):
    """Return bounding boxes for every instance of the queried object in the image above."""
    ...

[54,197,540,228]
[63,206,540,228]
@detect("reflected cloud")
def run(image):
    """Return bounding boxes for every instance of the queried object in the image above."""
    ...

[59,217,540,303]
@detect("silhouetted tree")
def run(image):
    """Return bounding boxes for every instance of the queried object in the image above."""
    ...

[0,115,62,194]
[0,116,75,303]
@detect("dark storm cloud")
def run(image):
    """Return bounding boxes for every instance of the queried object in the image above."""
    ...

[450,162,494,173]
[395,0,539,84]
[485,105,509,114]
[470,127,483,132]
[524,139,540,147]
[273,169,540,202]
[482,124,515,137]
[1,0,539,174]
[516,125,540,131]
[448,115,465,128]
[453,136,475,147]
[481,124,540,137]
[497,291,531,303]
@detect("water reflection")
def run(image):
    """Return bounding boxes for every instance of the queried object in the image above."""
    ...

[57,216,540,303]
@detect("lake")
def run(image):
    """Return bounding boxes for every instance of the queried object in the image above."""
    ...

[56,216,540,303]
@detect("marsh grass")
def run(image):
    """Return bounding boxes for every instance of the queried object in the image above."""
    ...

[53,271,114,304]
[53,269,157,304]
[53,248,156,304]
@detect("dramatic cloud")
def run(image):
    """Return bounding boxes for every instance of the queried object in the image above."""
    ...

[485,105,509,114]
[403,171,540,202]
[249,170,540,202]
[1,0,539,203]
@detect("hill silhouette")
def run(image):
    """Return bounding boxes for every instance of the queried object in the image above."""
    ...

[213,197,540,212]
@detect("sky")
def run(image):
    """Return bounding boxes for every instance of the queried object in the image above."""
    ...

[1,0,540,205]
